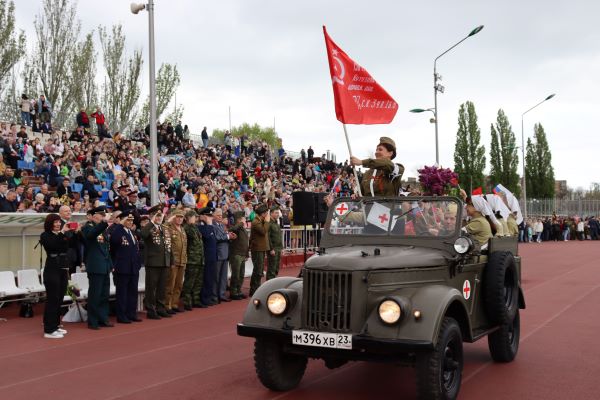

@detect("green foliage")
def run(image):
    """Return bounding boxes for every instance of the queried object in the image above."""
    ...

[488,109,520,196]
[525,123,555,198]
[453,101,486,192]
[99,24,143,133]
[0,0,26,92]
[33,0,81,127]
[213,123,279,148]
[136,63,181,127]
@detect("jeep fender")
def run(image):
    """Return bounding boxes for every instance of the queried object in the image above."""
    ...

[364,285,471,346]
[241,277,303,330]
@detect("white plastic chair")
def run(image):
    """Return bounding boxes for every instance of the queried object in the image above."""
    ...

[17,269,45,294]
[138,268,146,292]
[0,271,29,299]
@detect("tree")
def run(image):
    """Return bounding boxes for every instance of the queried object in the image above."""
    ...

[0,0,26,92]
[70,32,98,114]
[213,123,279,149]
[488,109,520,196]
[33,0,81,127]
[99,24,143,133]
[136,63,181,127]
[525,123,555,198]
[453,101,486,193]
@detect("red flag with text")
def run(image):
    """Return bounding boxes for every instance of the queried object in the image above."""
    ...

[323,26,398,125]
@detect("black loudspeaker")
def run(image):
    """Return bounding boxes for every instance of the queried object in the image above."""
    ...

[292,192,328,225]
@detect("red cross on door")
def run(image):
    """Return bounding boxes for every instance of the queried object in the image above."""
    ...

[463,280,471,300]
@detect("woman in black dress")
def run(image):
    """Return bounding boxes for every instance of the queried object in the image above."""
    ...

[39,214,74,339]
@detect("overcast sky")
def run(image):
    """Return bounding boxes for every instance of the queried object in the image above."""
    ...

[13,0,600,189]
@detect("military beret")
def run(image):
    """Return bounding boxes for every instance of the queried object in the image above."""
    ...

[147,204,163,215]
[197,206,214,216]
[255,204,268,215]
[89,206,107,215]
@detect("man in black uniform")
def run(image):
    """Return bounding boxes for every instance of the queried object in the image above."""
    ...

[110,210,143,323]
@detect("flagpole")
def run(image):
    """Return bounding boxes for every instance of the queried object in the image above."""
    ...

[342,124,363,198]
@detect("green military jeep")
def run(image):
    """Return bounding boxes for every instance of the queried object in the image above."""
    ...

[237,197,525,400]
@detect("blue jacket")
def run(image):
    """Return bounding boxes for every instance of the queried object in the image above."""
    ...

[81,221,112,274]
[198,223,217,263]
[109,224,142,275]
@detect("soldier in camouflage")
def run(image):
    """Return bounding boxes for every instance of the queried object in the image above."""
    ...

[182,210,205,309]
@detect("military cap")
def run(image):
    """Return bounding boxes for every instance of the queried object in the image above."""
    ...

[255,204,268,215]
[197,206,214,216]
[89,206,107,215]
[119,210,135,220]
[147,204,163,215]
[172,209,185,217]
[118,185,129,191]
[270,205,280,213]
[185,210,198,219]
[233,211,246,221]
[127,190,138,196]
[379,137,397,159]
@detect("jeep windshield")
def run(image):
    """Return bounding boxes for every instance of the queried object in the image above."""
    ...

[328,198,461,237]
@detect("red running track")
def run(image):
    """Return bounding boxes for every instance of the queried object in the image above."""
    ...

[1,241,599,400]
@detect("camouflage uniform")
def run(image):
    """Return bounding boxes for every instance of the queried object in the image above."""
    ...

[182,222,204,307]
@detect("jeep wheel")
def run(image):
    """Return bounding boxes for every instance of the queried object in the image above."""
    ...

[416,317,463,400]
[483,251,519,324]
[488,310,520,362]
[254,338,307,391]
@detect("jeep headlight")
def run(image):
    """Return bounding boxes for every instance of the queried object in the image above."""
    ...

[378,299,401,324]
[454,236,473,254]
[267,292,288,315]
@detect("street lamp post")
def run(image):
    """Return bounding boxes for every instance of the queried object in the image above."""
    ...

[521,93,555,219]
[432,25,484,166]
[131,1,158,206]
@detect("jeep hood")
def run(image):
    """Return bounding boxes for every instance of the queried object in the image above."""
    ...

[305,245,449,270]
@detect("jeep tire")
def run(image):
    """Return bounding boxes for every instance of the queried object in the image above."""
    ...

[254,338,307,391]
[416,317,463,400]
[483,251,519,324]
[488,310,520,362]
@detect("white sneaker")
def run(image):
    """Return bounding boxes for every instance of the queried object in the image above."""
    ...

[44,331,64,339]
[57,328,68,335]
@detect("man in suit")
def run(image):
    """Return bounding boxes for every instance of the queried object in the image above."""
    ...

[81,206,114,330]
[141,205,172,319]
[213,208,234,302]
[110,211,143,323]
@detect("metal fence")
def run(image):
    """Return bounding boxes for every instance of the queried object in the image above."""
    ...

[282,227,322,252]
[521,198,600,217]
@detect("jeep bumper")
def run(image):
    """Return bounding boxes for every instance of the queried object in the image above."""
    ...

[237,323,434,357]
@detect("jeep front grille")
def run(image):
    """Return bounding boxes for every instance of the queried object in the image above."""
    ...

[304,270,352,332]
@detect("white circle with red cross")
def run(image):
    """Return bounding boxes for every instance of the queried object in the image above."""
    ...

[462,280,471,300]
[334,202,350,216]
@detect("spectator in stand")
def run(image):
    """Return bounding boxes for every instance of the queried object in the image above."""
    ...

[201,126,209,148]
[56,177,73,200]
[20,94,33,126]
[37,95,52,123]
[76,107,91,130]
[70,126,85,142]
[91,107,106,136]
[81,174,101,200]
[1,190,19,212]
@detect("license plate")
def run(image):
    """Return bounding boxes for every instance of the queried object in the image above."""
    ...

[292,330,352,350]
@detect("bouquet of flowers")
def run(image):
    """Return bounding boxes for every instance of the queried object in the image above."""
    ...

[66,281,81,302]
[417,165,459,196]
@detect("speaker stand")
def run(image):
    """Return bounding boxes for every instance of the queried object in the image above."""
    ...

[303,225,308,264]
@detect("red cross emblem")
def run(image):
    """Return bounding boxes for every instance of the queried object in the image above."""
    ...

[463,280,471,300]
[335,202,349,215]
[378,214,389,224]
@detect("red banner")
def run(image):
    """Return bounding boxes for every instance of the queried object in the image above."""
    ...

[323,26,398,125]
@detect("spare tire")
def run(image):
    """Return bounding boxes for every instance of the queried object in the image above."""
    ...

[483,251,519,325]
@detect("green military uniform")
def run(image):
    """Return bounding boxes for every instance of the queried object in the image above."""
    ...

[249,205,270,296]
[229,215,249,298]
[141,218,172,318]
[182,221,205,308]
[81,219,112,328]
[507,214,519,236]
[356,136,404,197]
[267,219,283,280]
[465,214,493,246]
